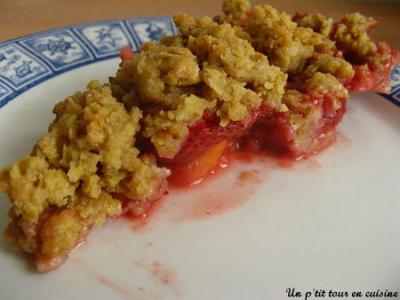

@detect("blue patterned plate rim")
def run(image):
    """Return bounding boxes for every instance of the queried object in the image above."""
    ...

[0,16,177,108]
[0,16,398,109]
[0,16,175,47]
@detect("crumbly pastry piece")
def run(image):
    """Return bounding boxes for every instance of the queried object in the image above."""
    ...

[111,14,287,162]
[1,0,399,273]
[142,94,216,159]
[242,4,336,74]
[333,13,380,63]
[0,81,169,272]
[216,0,352,156]
[132,44,202,108]
[220,0,354,86]
[331,13,399,92]
[292,9,399,92]
[173,13,287,110]
[293,12,334,38]
[214,0,251,25]
[217,0,398,156]
[293,53,354,85]
[251,72,348,157]
[219,0,398,92]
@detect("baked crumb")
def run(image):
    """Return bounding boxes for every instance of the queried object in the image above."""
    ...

[244,4,335,73]
[111,13,287,159]
[293,12,334,37]
[143,94,216,158]
[238,170,260,184]
[0,81,168,270]
[333,13,378,65]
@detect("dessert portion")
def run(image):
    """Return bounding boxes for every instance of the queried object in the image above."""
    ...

[0,0,398,272]
[250,72,349,157]
[0,81,169,272]
[110,13,287,181]
[219,0,399,93]
[217,0,398,157]
[295,12,399,93]
[111,14,287,164]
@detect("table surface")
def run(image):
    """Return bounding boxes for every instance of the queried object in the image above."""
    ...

[0,0,399,48]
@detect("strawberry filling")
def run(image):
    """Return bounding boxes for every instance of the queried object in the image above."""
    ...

[163,105,271,165]
[346,43,400,93]
[249,92,346,158]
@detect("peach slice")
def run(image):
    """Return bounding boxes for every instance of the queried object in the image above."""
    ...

[168,140,228,186]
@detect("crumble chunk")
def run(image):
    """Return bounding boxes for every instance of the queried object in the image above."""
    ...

[243,4,335,73]
[285,72,348,139]
[295,53,354,84]
[201,65,261,125]
[143,95,216,159]
[132,44,201,108]
[293,13,334,37]
[174,13,286,108]
[0,81,169,271]
[110,13,287,159]
[333,13,378,64]
[215,0,250,25]
[292,10,399,92]
[0,156,75,224]
[252,71,348,157]
[36,209,86,272]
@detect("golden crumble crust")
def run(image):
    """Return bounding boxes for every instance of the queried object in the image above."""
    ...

[332,13,379,65]
[110,13,287,159]
[0,81,168,270]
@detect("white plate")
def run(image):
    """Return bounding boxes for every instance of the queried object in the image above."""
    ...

[0,18,399,300]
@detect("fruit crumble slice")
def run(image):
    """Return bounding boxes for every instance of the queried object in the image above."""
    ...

[0,0,398,272]
[110,13,287,176]
[0,81,169,272]
[218,0,398,156]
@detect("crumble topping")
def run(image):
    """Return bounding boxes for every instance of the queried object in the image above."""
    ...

[0,81,168,269]
[333,13,378,65]
[243,4,335,74]
[297,53,354,84]
[293,13,334,37]
[216,0,250,25]
[111,13,287,158]
[143,94,216,159]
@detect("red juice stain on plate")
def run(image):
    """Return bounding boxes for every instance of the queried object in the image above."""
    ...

[181,185,256,220]
[117,134,331,226]
[118,195,167,232]
[275,156,298,168]
[301,157,322,169]
[98,276,139,300]
[133,260,180,297]
[73,259,140,300]
[336,130,352,147]
[170,141,332,221]
[151,261,178,286]
[170,162,265,220]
